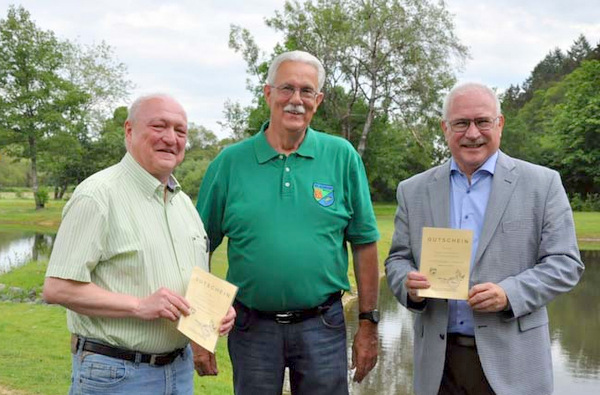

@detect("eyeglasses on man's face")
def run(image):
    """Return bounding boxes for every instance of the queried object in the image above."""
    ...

[446,116,500,133]
[271,84,319,100]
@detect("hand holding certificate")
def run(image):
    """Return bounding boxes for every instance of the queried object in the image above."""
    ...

[177,267,238,353]
[418,227,473,300]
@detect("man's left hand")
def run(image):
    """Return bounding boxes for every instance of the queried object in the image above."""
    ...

[219,306,236,336]
[351,321,378,383]
[468,282,508,312]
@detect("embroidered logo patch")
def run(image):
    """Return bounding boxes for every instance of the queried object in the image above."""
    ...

[313,183,334,207]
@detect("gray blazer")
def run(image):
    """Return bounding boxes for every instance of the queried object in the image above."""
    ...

[385,151,584,395]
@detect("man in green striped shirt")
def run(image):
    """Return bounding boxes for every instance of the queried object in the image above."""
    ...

[43,94,235,395]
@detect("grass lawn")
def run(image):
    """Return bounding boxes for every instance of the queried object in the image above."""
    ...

[0,198,597,394]
[0,303,233,395]
[0,199,64,233]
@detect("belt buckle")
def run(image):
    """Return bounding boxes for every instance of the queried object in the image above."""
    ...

[274,312,294,324]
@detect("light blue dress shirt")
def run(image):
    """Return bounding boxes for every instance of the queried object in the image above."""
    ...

[447,151,498,336]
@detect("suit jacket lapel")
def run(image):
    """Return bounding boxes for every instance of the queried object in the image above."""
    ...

[474,152,518,263]
[428,161,451,228]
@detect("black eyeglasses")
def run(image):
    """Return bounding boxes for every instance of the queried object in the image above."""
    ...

[446,116,500,133]
[271,84,319,100]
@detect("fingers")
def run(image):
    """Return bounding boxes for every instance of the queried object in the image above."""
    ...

[137,288,190,321]
[468,283,508,312]
[219,306,236,336]
[192,342,218,376]
[351,324,378,383]
[405,271,429,302]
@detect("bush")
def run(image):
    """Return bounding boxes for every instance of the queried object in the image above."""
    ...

[35,187,49,207]
[570,193,600,212]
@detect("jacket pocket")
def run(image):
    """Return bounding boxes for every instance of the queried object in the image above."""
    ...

[517,308,548,332]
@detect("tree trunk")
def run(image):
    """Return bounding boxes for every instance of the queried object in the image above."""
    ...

[357,104,375,157]
[58,183,67,199]
[29,135,44,210]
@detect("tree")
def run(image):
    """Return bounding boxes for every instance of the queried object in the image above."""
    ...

[218,99,251,141]
[232,0,468,157]
[0,6,132,207]
[549,60,600,196]
[174,124,221,197]
[0,5,87,208]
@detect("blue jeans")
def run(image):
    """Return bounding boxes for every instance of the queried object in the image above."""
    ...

[69,343,194,395]
[228,299,348,395]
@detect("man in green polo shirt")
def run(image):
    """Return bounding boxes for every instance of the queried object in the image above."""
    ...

[196,51,380,394]
[43,94,235,395]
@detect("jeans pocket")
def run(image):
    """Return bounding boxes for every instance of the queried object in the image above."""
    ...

[320,302,345,329]
[79,353,128,388]
[233,304,253,331]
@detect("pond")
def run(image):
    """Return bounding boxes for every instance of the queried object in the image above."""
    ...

[346,250,600,394]
[0,231,55,274]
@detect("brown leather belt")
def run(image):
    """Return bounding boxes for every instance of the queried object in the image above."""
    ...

[236,291,342,324]
[71,335,184,366]
[447,333,476,348]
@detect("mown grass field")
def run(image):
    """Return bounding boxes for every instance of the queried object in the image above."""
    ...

[0,198,597,394]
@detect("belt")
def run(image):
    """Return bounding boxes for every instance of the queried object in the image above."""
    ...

[71,335,184,366]
[239,291,342,324]
[447,333,476,348]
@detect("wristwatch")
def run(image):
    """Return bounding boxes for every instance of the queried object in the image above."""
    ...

[358,310,380,324]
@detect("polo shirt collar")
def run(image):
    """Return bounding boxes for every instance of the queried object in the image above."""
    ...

[253,121,317,163]
[121,152,181,199]
[450,151,499,177]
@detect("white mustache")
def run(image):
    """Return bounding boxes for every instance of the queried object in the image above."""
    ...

[284,104,306,114]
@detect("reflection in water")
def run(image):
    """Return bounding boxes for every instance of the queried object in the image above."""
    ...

[346,250,599,395]
[0,232,55,274]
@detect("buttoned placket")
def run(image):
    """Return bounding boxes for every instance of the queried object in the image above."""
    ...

[158,186,188,287]
[280,154,294,198]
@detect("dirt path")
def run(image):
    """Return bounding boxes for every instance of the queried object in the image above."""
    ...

[0,385,29,395]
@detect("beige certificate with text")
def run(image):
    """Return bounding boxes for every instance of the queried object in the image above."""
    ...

[177,267,238,353]
[417,227,473,300]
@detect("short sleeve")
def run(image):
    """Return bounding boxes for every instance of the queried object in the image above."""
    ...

[45,194,107,282]
[196,156,226,252]
[345,149,380,244]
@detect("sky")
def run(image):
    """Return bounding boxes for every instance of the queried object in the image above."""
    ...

[2,0,599,138]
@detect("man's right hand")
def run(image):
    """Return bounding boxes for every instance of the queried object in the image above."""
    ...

[191,341,218,376]
[135,287,190,322]
[405,271,430,303]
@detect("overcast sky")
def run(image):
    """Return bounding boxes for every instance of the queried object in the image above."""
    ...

[2,0,599,138]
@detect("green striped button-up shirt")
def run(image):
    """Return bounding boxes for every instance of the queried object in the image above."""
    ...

[46,153,208,353]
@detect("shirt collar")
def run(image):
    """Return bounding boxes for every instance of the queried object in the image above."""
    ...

[121,152,181,199]
[253,121,316,164]
[450,151,499,177]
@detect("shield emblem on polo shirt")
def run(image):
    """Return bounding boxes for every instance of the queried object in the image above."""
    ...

[313,183,334,207]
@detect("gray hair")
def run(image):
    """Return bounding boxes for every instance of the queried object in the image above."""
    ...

[126,93,186,123]
[266,50,326,92]
[442,82,502,120]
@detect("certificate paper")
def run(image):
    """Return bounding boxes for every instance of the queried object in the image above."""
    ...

[417,227,473,300]
[177,267,238,353]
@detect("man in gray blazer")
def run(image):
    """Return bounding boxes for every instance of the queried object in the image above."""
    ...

[385,82,584,395]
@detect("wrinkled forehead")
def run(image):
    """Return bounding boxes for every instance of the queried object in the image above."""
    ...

[447,88,498,116]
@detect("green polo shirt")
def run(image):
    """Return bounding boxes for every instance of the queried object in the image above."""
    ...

[46,153,208,353]
[197,123,379,311]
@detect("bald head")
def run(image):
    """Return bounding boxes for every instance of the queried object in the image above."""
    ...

[124,94,188,184]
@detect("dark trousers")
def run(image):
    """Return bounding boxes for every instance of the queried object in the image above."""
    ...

[228,299,348,395]
[438,334,495,395]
